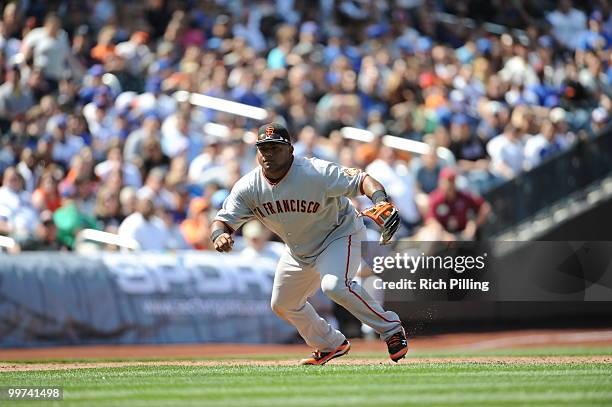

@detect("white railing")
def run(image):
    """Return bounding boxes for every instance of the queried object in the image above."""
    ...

[174,91,268,121]
[75,229,140,252]
[340,126,455,163]
[0,235,16,251]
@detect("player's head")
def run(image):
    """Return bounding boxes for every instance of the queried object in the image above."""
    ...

[255,122,294,177]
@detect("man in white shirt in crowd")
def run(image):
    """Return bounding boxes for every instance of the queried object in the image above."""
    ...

[161,111,196,160]
[21,13,73,88]
[0,167,37,240]
[487,125,526,180]
[117,193,170,251]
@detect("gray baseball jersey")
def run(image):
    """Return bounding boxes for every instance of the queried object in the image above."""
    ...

[215,154,403,351]
[215,156,366,264]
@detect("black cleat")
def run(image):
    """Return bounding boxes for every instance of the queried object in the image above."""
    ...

[386,327,408,362]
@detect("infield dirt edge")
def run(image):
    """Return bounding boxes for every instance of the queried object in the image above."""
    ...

[2,356,612,371]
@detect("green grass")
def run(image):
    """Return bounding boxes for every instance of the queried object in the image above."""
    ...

[1,363,611,406]
[1,347,611,406]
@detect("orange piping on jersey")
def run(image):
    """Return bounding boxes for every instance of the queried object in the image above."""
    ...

[359,173,368,195]
[344,235,401,325]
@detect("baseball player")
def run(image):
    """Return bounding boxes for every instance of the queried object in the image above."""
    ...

[211,123,408,365]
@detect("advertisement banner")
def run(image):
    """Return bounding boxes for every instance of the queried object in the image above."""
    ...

[0,252,294,347]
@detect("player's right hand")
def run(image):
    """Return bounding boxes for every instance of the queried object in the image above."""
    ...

[213,233,234,252]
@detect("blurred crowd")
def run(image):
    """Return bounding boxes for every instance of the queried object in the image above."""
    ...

[0,0,611,252]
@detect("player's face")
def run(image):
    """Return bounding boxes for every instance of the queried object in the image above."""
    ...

[256,143,293,177]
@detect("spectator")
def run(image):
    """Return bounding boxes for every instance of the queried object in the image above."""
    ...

[158,205,190,250]
[119,186,137,219]
[60,151,95,197]
[188,140,224,185]
[416,146,443,194]
[19,209,60,250]
[476,101,509,143]
[78,65,106,105]
[239,220,279,260]
[424,168,491,241]
[115,31,153,76]
[53,197,100,249]
[71,176,97,218]
[550,107,576,147]
[293,126,336,161]
[117,194,170,251]
[230,69,263,107]
[16,147,37,192]
[499,41,539,87]
[180,197,211,250]
[589,107,610,136]
[124,112,161,163]
[138,167,174,210]
[577,11,612,54]
[49,116,84,169]
[71,25,96,69]
[66,114,92,148]
[525,119,569,169]
[448,114,493,192]
[546,0,587,50]
[0,65,34,131]
[21,13,73,89]
[449,114,489,172]
[164,167,189,218]
[0,167,37,240]
[160,111,197,160]
[139,75,176,119]
[95,186,124,232]
[90,26,116,63]
[95,146,142,188]
[139,136,171,178]
[161,114,190,158]
[32,170,61,212]
[487,125,526,180]
[267,24,295,70]
[1,2,21,41]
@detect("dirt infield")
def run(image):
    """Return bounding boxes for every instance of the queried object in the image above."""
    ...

[1,328,611,371]
[2,356,612,372]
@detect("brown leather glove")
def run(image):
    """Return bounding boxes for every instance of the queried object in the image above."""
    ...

[360,201,400,245]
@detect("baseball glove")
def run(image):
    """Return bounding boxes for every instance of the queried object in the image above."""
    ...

[360,201,400,245]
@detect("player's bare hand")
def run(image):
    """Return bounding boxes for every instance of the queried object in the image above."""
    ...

[214,233,234,252]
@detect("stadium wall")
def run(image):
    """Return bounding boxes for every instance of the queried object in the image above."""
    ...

[0,252,294,347]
